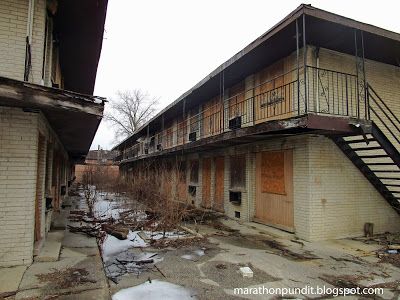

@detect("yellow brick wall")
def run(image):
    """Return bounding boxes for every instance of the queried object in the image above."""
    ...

[0,0,46,84]
[150,133,399,241]
[307,135,400,240]
[0,107,70,266]
[0,106,38,266]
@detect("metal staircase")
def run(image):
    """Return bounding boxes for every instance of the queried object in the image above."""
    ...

[331,84,400,213]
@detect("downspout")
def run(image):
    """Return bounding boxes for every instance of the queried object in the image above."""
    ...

[24,0,35,81]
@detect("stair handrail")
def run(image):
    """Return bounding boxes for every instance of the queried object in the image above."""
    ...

[367,83,400,145]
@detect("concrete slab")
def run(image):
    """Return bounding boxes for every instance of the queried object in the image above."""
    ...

[0,265,27,294]
[62,231,98,248]
[18,255,108,298]
[52,210,69,230]
[58,288,110,300]
[35,241,62,262]
[47,230,65,243]
[60,246,99,258]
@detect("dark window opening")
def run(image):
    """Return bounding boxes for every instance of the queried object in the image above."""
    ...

[230,155,246,189]
[190,160,199,184]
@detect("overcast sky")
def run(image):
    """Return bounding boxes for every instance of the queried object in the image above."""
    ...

[91,0,400,150]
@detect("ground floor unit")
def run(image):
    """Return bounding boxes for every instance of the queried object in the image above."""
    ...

[120,134,400,241]
[0,106,72,266]
[0,77,104,267]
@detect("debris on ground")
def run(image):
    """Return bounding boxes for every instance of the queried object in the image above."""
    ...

[353,232,400,268]
[105,251,163,283]
[239,266,254,278]
[36,268,96,289]
[319,274,368,289]
[111,279,197,300]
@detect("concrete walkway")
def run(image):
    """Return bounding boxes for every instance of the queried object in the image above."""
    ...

[1,194,110,300]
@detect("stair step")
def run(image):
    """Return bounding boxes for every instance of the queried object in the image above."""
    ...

[366,162,396,166]
[373,170,400,173]
[359,154,389,159]
[379,177,400,180]
[386,184,400,187]
[353,146,383,151]
[345,138,377,144]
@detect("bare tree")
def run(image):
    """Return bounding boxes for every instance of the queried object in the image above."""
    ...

[106,89,158,142]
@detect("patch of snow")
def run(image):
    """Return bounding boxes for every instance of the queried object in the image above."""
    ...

[102,231,148,261]
[112,280,197,300]
[181,254,196,260]
[181,248,205,261]
[193,249,205,256]
[146,231,188,240]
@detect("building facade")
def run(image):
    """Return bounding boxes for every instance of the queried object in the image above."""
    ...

[75,149,119,184]
[0,0,108,266]
[114,5,400,241]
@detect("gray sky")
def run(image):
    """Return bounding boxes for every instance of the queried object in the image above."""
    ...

[91,0,400,150]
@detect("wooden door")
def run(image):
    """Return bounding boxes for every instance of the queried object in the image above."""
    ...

[201,158,211,208]
[255,59,293,123]
[202,97,222,137]
[213,157,224,212]
[254,150,294,231]
[228,81,246,121]
[176,162,187,203]
[35,134,45,241]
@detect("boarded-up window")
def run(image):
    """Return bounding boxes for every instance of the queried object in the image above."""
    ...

[190,160,199,183]
[261,151,285,194]
[230,155,246,188]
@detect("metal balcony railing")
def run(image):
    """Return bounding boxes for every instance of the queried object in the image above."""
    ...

[118,66,366,161]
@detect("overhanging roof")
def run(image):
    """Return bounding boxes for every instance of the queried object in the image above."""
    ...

[54,0,108,95]
[114,4,400,151]
[0,76,105,161]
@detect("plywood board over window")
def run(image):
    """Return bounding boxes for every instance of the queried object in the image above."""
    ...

[254,150,293,231]
[261,151,285,195]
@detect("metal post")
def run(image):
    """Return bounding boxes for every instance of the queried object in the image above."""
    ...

[354,29,367,119]
[296,18,300,115]
[361,32,367,119]
[302,14,307,113]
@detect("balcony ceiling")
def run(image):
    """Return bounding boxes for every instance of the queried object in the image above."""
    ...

[54,0,108,95]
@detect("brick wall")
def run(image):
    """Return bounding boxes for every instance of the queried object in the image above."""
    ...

[307,135,400,240]
[0,107,70,266]
[0,0,46,84]
[133,132,399,241]
[0,107,38,266]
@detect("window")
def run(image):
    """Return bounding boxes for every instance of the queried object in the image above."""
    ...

[230,155,246,189]
[189,160,199,184]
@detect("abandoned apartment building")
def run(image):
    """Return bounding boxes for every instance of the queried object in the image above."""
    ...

[114,4,400,242]
[74,148,119,184]
[0,0,108,267]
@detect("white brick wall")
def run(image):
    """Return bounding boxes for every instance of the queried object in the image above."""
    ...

[0,0,46,84]
[0,107,70,266]
[307,135,400,240]
[146,133,399,241]
[0,107,38,266]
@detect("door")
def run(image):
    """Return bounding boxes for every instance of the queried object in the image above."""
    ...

[201,158,211,208]
[176,161,187,203]
[255,59,293,123]
[254,150,294,231]
[213,157,224,212]
[35,134,46,241]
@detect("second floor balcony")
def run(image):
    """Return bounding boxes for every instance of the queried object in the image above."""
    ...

[116,65,375,162]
